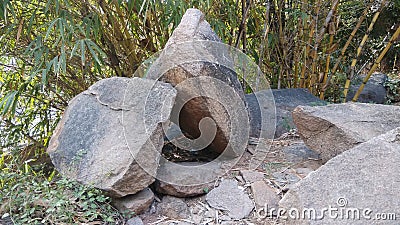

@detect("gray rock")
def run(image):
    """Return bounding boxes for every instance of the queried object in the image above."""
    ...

[126,217,144,225]
[272,171,300,187]
[246,88,326,138]
[203,208,217,218]
[219,214,232,221]
[0,216,12,225]
[293,102,400,162]
[47,77,176,197]
[206,179,254,219]
[146,9,247,156]
[154,180,213,198]
[346,73,387,104]
[221,221,240,225]
[251,180,280,210]
[154,161,216,197]
[113,188,155,215]
[158,196,191,220]
[282,142,320,163]
[240,170,266,184]
[244,90,276,139]
[191,214,203,224]
[279,127,400,225]
[295,167,314,178]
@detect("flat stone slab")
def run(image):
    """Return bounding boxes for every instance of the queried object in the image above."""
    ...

[206,179,254,219]
[240,170,266,184]
[154,161,216,197]
[279,127,400,224]
[251,180,280,210]
[158,196,191,220]
[47,77,176,197]
[112,188,155,215]
[282,142,320,163]
[293,103,400,162]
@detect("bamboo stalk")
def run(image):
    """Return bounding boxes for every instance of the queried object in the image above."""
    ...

[321,25,335,97]
[352,26,400,102]
[307,0,322,93]
[319,0,337,99]
[235,0,252,49]
[299,16,315,88]
[319,0,373,99]
[316,0,339,44]
[293,16,304,88]
[258,0,271,75]
[297,0,308,88]
[274,0,285,89]
[343,0,386,101]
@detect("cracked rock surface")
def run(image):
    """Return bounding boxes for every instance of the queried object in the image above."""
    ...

[293,103,400,162]
[279,127,400,225]
[47,77,176,197]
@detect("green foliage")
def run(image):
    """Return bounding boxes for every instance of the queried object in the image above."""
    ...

[324,72,348,103]
[385,76,400,104]
[282,116,293,132]
[0,162,122,224]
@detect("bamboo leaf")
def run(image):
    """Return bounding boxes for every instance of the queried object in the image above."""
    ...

[52,56,59,76]
[44,0,53,14]
[42,68,48,86]
[128,0,135,13]
[86,40,102,65]
[58,18,65,41]
[27,8,37,35]
[0,91,18,116]
[139,0,147,15]
[80,39,86,66]
[86,39,106,56]
[70,40,80,59]
[60,47,67,74]
[45,18,60,42]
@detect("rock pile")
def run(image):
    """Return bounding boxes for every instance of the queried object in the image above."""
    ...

[47,8,253,216]
[46,7,400,225]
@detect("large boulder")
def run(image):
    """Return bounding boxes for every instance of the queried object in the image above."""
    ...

[146,9,246,156]
[279,127,400,225]
[47,77,176,197]
[293,103,400,162]
[346,73,388,104]
[246,88,326,138]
